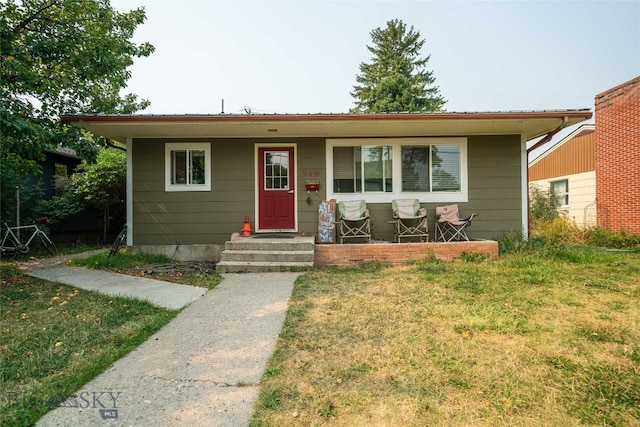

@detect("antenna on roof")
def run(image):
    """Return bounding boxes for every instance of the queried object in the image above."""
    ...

[221,99,225,114]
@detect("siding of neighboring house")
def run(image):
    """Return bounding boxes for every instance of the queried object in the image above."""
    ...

[131,134,523,253]
[529,129,595,180]
[529,171,597,227]
[35,150,101,232]
[528,126,596,227]
[595,76,640,234]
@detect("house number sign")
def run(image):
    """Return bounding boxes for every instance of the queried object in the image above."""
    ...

[302,169,320,178]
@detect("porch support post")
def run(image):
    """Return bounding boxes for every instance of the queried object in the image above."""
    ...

[521,133,529,240]
[126,138,133,246]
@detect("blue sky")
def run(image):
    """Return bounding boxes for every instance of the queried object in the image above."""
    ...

[112,0,639,149]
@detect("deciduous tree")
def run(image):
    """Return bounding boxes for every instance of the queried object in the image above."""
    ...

[1,0,153,221]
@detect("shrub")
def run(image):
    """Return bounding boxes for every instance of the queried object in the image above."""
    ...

[585,227,640,249]
[529,185,560,223]
[531,216,585,245]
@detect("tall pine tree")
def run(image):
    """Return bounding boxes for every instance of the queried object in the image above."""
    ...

[350,19,446,113]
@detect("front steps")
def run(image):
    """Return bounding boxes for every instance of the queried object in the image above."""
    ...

[217,235,315,272]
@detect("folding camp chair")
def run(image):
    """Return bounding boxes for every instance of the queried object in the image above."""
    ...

[434,204,478,242]
[389,199,429,242]
[337,200,371,243]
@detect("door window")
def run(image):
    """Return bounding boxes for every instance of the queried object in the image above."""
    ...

[264,151,289,190]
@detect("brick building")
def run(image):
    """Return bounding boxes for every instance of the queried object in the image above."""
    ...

[594,76,640,234]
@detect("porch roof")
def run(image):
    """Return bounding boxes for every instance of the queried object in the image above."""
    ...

[61,110,592,144]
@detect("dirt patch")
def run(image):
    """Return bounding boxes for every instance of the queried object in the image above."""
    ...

[110,262,218,287]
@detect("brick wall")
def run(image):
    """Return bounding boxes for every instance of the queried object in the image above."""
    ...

[595,76,640,233]
[314,241,499,266]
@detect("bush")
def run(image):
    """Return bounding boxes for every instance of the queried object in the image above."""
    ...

[585,227,640,249]
[529,185,560,223]
[531,216,585,245]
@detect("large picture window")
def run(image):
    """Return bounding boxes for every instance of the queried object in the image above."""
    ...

[165,143,211,191]
[328,138,467,203]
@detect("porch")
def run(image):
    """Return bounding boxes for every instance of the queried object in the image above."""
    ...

[314,240,499,267]
[217,235,499,272]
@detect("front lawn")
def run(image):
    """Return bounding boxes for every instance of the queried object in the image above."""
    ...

[0,264,179,427]
[252,247,640,426]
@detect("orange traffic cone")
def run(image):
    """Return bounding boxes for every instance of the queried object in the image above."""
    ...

[241,215,252,237]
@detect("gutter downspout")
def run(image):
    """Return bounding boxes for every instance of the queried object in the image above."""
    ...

[527,116,569,154]
[525,116,569,237]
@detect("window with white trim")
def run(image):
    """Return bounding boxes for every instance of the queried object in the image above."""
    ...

[327,138,467,203]
[165,143,211,192]
[551,179,568,206]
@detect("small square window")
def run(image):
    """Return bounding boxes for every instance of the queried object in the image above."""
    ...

[165,143,211,192]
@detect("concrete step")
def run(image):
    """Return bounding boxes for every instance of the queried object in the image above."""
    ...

[216,260,314,273]
[218,235,316,272]
[220,250,314,263]
[224,239,314,251]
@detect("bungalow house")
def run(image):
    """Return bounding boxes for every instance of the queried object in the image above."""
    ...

[61,110,591,266]
[528,124,596,227]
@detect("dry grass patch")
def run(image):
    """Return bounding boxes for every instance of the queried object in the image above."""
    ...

[252,250,640,426]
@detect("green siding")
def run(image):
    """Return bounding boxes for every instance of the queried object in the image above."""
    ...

[132,138,326,245]
[358,135,523,241]
[131,135,522,245]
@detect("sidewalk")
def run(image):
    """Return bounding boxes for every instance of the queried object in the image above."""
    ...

[22,250,206,310]
[25,263,206,310]
[20,254,301,426]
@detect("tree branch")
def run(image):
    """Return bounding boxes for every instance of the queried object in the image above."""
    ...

[12,0,60,34]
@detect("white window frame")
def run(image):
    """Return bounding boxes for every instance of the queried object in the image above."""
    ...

[326,137,468,203]
[551,179,569,207]
[165,142,211,192]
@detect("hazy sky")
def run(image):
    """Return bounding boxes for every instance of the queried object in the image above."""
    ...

[111,0,639,150]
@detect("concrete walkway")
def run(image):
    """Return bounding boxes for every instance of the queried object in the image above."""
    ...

[20,254,301,426]
[26,264,207,310]
[22,251,206,310]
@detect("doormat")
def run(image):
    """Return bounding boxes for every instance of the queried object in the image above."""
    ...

[253,234,295,239]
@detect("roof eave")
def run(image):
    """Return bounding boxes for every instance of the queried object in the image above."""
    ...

[61,110,593,144]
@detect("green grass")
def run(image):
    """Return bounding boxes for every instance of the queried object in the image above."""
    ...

[70,250,174,269]
[70,251,223,289]
[251,246,640,426]
[0,264,179,427]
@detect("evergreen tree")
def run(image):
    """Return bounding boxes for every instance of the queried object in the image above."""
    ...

[350,19,446,113]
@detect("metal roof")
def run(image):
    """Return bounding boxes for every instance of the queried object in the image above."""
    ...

[61,109,593,144]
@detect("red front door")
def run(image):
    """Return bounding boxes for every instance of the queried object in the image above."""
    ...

[258,147,296,230]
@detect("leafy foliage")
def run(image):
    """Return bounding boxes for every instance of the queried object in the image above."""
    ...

[0,154,43,225]
[41,148,126,233]
[1,0,152,221]
[350,19,446,113]
[529,185,560,222]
